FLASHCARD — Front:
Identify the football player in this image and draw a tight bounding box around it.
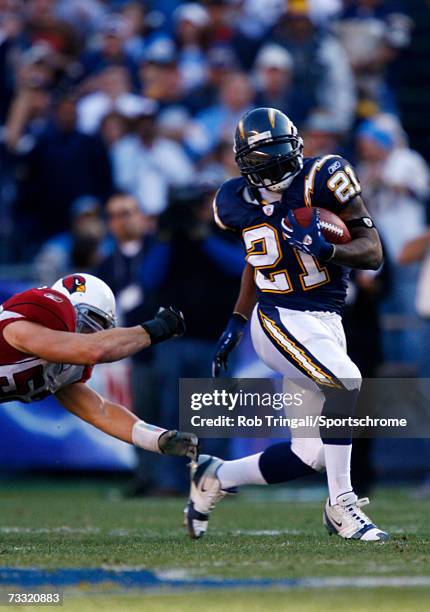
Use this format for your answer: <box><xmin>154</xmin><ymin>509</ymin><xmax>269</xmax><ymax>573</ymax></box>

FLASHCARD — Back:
<box><xmin>0</xmin><ymin>273</ymin><xmax>197</xmax><ymax>460</ymax></box>
<box><xmin>185</xmin><ymin>108</ymin><xmax>388</xmax><ymax>541</ymax></box>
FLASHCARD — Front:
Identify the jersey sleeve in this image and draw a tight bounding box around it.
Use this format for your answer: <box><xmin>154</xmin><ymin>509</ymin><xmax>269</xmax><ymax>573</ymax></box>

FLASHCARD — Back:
<box><xmin>79</xmin><ymin>365</ymin><xmax>93</xmax><ymax>383</ymax></box>
<box><xmin>212</xmin><ymin>179</ymin><xmax>243</xmax><ymax>232</ymax></box>
<box><xmin>2</xmin><ymin>288</ymin><xmax>76</xmax><ymax>333</ymax></box>
<box><xmin>312</xmin><ymin>156</ymin><xmax>362</xmax><ymax>214</ymax></box>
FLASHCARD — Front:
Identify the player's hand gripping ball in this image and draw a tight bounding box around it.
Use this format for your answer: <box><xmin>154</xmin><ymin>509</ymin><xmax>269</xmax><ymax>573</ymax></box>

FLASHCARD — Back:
<box><xmin>281</xmin><ymin>207</ymin><xmax>351</xmax><ymax>260</ymax></box>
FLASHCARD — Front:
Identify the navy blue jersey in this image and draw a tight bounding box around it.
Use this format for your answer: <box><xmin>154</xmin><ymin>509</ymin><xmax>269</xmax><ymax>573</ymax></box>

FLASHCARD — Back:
<box><xmin>214</xmin><ymin>155</ymin><xmax>362</xmax><ymax>314</ymax></box>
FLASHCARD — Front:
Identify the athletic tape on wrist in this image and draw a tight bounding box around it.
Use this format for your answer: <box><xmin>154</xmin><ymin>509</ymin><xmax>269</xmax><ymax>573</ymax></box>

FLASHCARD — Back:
<box><xmin>132</xmin><ymin>421</ymin><xmax>165</xmax><ymax>453</ymax></box>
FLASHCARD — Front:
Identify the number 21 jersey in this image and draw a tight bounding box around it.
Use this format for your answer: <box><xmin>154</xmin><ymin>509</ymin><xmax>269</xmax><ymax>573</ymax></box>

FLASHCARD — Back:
<box><xmin>213</xmin><ymin>155</ymin><xmax>362</xmax><ymax>315</ymax></box>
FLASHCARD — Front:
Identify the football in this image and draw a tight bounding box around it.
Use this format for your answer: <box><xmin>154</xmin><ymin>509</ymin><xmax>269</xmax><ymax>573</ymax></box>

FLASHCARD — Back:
<box><xmin>285</xmin><ymin>207</ymin><xmax>351</xmax><ymax>245</ymax></box>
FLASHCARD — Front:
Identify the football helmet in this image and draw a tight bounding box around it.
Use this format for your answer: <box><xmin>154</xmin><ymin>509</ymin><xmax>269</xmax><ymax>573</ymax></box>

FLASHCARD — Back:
<box><xmin>52</xmin><ymin>273</ymin><xmax>116</xmax><ymax>333</ymax></box>
<box><xmin>234</xmin><ymin>107</ymin><xmax>303</xmax><ymax>192</ymax></box>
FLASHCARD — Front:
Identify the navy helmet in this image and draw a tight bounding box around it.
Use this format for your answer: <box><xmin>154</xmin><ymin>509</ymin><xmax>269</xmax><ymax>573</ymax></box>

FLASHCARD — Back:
<box><xmin>234</xmin><ymin>107</ymin><xmax>303</xmax><ymax>192</ymax></box>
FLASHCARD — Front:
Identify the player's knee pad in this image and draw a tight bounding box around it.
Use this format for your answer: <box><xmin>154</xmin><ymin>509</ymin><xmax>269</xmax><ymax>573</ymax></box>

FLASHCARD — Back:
<box><xmin>291</xmin><ymin>437</ymin><xmax>325</xmax><ymax>472</ymax></box>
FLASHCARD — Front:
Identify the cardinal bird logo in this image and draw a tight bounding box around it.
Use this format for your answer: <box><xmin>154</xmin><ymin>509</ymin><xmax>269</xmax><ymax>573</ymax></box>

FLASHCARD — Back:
<box><xmin>62</xmin><ymin>275</ymin><xmax>87</xmax><ymax>295</ymax></box>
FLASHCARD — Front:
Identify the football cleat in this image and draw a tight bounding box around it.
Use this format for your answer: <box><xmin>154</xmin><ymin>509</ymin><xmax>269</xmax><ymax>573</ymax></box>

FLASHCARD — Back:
<box><xmin>323</xmin><ymin>492</ymin><xmax>389</xmax><ymax>541</ymax></box>
<box><xmin>185</xmin><ymin>454</ymin><xmax>231</xmax><ymax>539</ymax></box>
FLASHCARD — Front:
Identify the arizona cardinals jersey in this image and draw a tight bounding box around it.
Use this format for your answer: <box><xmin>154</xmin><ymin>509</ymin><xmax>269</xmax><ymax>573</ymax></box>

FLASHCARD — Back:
<box><xmin>214</xmin><ymin>155</ymin><xmax>362</xmax><ymax>314</ymax></box>
<box><xmin>0</xmin><ymin>288</ymin><xmax>92</xmax><ymax>403</ymax></box>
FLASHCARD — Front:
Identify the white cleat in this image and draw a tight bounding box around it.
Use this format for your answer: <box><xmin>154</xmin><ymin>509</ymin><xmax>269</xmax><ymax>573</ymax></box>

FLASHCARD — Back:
<box><xmin>323</xmin><ymin>492</ymin><xmax>389</xmax><ymax>541</ymax></box>
<box><xmin>185</xmin><ymin>454</ymin><xmax>232</xmax><ymax>539</ymax></box>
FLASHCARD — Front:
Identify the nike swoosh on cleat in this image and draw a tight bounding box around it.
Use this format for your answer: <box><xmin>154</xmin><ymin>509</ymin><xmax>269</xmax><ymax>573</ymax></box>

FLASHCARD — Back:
<box><xmin>331</xmin><ymin>519</ymin><xmax>342</xmax><ymax>527</ymax></box>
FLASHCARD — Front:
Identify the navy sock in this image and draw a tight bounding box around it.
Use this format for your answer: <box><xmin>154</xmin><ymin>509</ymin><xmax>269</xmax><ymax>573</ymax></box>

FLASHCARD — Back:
<box><xmin>320</xmin><ymin>387</ymin><xmax>360</xmax><ymax>445</ymax></box>
<box><xmin>258</xmin><ymin>441</ymin><xmax>316</xmax><ymax>484</ymax></box>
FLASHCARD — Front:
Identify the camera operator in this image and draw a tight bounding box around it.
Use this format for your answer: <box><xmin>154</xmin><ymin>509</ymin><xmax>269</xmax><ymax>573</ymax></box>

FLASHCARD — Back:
<box><xmin>152</xmin><ymin>181</ymin><xmax>244</xmax><ymax>494</ymax></box>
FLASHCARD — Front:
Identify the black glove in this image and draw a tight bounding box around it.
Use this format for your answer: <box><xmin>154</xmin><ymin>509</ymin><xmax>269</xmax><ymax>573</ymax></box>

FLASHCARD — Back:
<box><xmin>158</xmin><ymin>430</ymin><xmax>199</xmax><ymax>461</ymax></box>
<box><xmin>142</xmin><ymin>307</ymin><xmax>186</xmax><ymax>345</ymax></box>
<box><xmin>212</xmin><ymin>313</ymin><xmax>247</xmax><ymax>377</ymax></box>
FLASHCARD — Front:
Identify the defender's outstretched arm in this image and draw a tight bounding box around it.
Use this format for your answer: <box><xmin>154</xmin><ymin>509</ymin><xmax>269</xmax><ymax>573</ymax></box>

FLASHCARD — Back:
<box><xmin>56</xmin><ymin>383</ymin><xmax>198</xmax><ymax>459</ymax></box>
<box><xmin>3</xmin><ymin>307</ymin><xmax>184</xmax><ymax>365</ymax></box>
<box><xmin>5</xmin><ymin>321</ymin><xmax>151</xmax><ymax>365</ymax></box>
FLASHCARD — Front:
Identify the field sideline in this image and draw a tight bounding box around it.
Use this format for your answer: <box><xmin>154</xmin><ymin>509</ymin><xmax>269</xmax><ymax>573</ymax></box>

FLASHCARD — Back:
<box><xmin>0</xmin><ymin>479</ymin><xmax>428</xmax><ymax>610</ymax></box>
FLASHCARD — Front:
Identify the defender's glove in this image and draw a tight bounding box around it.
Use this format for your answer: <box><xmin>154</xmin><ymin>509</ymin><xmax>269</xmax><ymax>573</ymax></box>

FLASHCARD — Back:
<box><xmin>142</xmin><ymin>307</ymin><xmax>186</xmax><ymax>345</ymax></box>
<box><xmin>158</xmin><ymin>430</ymin><xmax>199</xmax><ymax>461</ymax></box>
<box><xmin>281</xmin><ymin>209</ymin><xmax>334</xmax><ymax>261</ymax></box>
<box><xmin>212</xmin><ymin>313</ymin><xmax>247</xmax><ymax>377</ymax></box>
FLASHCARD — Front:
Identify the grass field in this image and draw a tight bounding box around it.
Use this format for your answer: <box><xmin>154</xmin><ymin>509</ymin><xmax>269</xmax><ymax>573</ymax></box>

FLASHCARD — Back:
<box><xmin>0</xmin><ymin>479</ymin><xmax>429</xmax><ymax>610</ymax></box>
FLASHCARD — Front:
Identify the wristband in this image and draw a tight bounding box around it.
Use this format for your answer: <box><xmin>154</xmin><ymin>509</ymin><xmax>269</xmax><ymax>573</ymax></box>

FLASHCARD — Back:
<box><xmin>232</xmin><ymin>312</ymin><xmax>248</xmax><ymax>325</ymax></box>
<box><xmin>345</xmin><ymin>217</ymin><xmax>375</xmax><ymax>230</ymax></box>
<box><xmin>132</xmin><ymin>420</ymin><xmax>165</xmax><ymax>453</ymax></box>
<box><xmin>141</xmin><ymin>318</ymin><xmax>171</xmax><ymax>345</ymax></box>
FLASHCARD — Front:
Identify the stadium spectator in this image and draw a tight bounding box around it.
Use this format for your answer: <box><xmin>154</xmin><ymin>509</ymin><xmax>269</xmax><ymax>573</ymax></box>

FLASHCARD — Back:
<box><xmin>185</xmin><ymin>71</ymin><xmax>254</xmax><ymax>158</ymax></box>
<box><xmin>15</xmin><ymin>92</ymin><xmax>113</xmax><ymax>246</ymax></box>
<box><xmin>356</xmin><ymin>117</ymin><xmax>429</xmax><ymax>261</ymax></box>
<box><xmin>172</xmin><ymin>2</ymin><xmax>210</xmax><ymax>92</ymax></box>
<box><xmin>57</xmin><ymin>0</ymin><xmax>107</xmax><ymax>39</ymax></box>
<box><xmin>77</xmin><ymin>65</ymin><xmax>153</xmax><ymax>134</ymax></box>
<box><xmin>95</xmin><ymin>193</ymin><xmax>165</xmax><ymax>496</ymax></box>
<box><xmin>25</xmin><ymin>0</ymin><xmax>80</xmax><ymax>60</ymax></box>
<box><xmin>183</xmin><ymin>44</ymin><xmax>238</xmax><ymax>116</ymax></box>
<box><xmin>35</xmin><ymin>195</ymin><xmax>109</xmax><ymax>285</ymax></box>
<box><xmin>200</xmin><ymin>138</ymin><xmax>239</xmax><ymax>185</ymax></box>
<box><xmin>222</xmin><ymin>0</ymin><xmax>279</xmax><ymax>70</ymax></box>
<box><xmin>99</xmin><ymin>110</ymin><xmax>129</xmax><ymax>150</ymax></box>
<box><xmin>112</xmin><ymin>102</ymin><xmax>194</xmax><ymax>215</ymax></box>
<box><xmin>79</xmin><ymin>13</ymin><xmax>139</xmax><ymax>87</ymax></box>
<box><xmin>272</xmin><ymin>0</ymin><xmax>356</xmax><ymax>131</ymax></box>
<box><xmin>344</xmin><ymin>263</ymin><xmax>392</xmax><ymax>495</ymax></box>
<box><xmin>3</xmin><ymin>44</ymin><xmax>53</xmax><ymax>153</ymax></box>
<box><xmin>139</xmin><ymin>41</ymin><xmax>185</xmax><ymax>111</ymax></box>
<box><xmin>253</xmin><ymin>43</ymin><xmax>311</xmax><ymax>126</ymax></box>
<box><xmin>356</xmin><ymin>116</ymin><xmax>430</xmax><ymax>372</ymax></box>
<box><xmin>335</xmin><ymin>0</ymin><xmax>413</xmax><ymax>114</ymax></box>
<box><xmin>151</xmin><ymin>182</ymin><xmax>244</xmax><ymax>492</ymax></box>
<box><xmin>120</xmin><ymin>1</ymin><xmax>158</xmax><ymax>63</ymax></box>
<box><xmin>301</xmin><ymin>111</ymin><xmax>346</xmax><ymax>158</ymax></box>
<box><xmin>0</xmin><ymin>3</ymin><xmax>26</xmax><ymax>123</ymax></box>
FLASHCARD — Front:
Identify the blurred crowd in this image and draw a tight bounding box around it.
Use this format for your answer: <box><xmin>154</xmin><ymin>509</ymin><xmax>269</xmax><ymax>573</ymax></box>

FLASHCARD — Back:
<box><xmin>1</xmin><ymin>0</ymin><xmax>430</xmax><ymax>491</ymax></box>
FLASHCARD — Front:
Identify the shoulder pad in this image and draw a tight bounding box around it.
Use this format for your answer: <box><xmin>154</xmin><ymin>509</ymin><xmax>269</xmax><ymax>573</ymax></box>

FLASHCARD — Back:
<box><xmin>304</xmin><ymin>155</ymin><xmax>362</xmax><ymax>211</ymax></box>
<box><xmin>213</xmin><ymin>177</ymin><xmax>248</xmax><ymax>232</ymax></box>
<box><xmin>3</xmin><ymin>288</ymin><xmax>76</xmax><ymax>332</ymax></box>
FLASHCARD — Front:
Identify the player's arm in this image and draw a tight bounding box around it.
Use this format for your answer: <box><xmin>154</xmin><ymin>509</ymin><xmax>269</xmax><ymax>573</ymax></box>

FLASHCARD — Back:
<box><xmin>234</xmin><ymin>262</ymin><xmax>257</xmax><ymax>319</ymax></box>
<box><xmin>284</xmin><ymin>158</ymin><xmax>383</xmax><ymax>270</ymax></box>
<box><xmin>212</xmin><ymin>263</ymin><xmax>256</xmax><ymax>377</ymax></box>
<box><xmin>3</xmin><ymin>307</ymin><xmax>185</xmax><ymax>365</ymax></box>
<box><xmin>330</xmin><ymin>195</ymin><xmax>383</xmax><ymax>271</ymax></box>
<box><xmin>56</xmin><ymin>383</ymin><xmax>198</xmax><ymax>459</ymax></box>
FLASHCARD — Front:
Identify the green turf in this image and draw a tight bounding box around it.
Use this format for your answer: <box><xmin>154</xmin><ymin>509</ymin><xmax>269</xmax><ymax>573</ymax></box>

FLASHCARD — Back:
<box><xmin>57</xmin><ymin>589</ymin><xmax>430</xmax><ymax>612</ymax></box>
<box><xmin>0</xmin><ymin>481</ymin><xmax>428</xmax><ymax>581</ymax></box>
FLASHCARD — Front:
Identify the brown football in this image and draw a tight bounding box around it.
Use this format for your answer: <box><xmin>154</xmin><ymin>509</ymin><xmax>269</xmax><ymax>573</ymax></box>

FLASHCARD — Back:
<box><xmin>284</xmin><ymin>207</ymin><xmax>351</xmax><ymax>245</ymax></box>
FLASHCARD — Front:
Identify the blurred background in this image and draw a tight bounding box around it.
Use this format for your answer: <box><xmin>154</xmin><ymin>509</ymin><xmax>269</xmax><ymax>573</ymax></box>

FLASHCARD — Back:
<box><xmin>0</xmin><ymin>0</ymin><xmax>429</xmax><ymax>496</ymax></box>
